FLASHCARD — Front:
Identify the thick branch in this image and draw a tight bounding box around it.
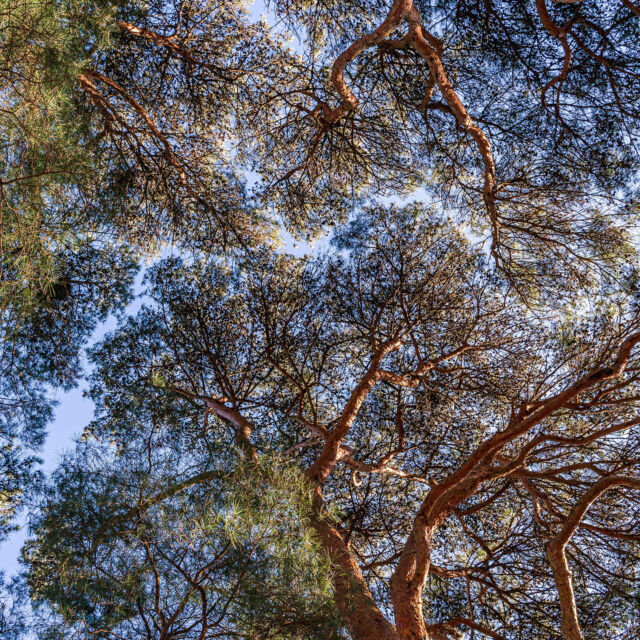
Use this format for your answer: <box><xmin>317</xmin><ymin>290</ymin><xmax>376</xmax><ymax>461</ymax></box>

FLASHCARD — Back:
<box><xmin>169</xmin><ymin>385</ymin><xmax>258</xmax><ymax>460</ymax></box>
<box><xmin>390</xmin><ymin>330</ymin><xmax>640</xmax><ymax>639</ymax></box>
<box><xmin>327</xmin><ymin>1</ymin><xmax>414</xmax><ymax>121</ymax></box>
<box><xmin>204</xmin><ymin>397</ymin><xmax>258</xmax><ymax>461</ymax></box>
<box><xmin>306</xmin><ymin>339</ymin><xmax>401</xmax><ymax>486</ymax></box>
<box><xmin>546</xmin><ymin>475</ymin><xmax>640</xmax><ymax>640</ymax></box>
<box><xmin>309</xmin><ymin>503</ymin><xmax>399</xmax><ymax>640</ymax></box>
<box><xmin>407</xmin><ymin>8</ymin><xmax>500</xmax><ymax>258</ymax></box>
<box><xmin>431</xmin><ymin>330</ymin><xmax>640</xmax><ymax>511</ymax></box>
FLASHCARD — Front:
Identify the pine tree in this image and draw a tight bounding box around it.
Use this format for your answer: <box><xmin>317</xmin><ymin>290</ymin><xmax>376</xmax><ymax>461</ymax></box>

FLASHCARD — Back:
<box><xmin>2</xmin><ymin>1</ymin><xmax>640</xmax><ymax>639</ymax></box>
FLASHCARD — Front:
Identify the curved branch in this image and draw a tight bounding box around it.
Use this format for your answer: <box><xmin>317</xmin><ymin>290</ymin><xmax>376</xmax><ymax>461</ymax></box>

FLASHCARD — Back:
<box><xmin>169</xmin><ymin>385</ymin><xmax>258</xmax><ymax>460</ymax></box>
<box><xmin>306</xmin><ymin>339</ymin><xmax>402</xmax><ymax>486</ymax></box>
<box><xmin>408</xmin><ymin>8</ymin><xmax>500</xmax><ymax>259</ymax></box>
<box><xmin>546</xmin><ymin>475</ymin><xmax>640</xmax><ymax>640</ymax></box>
<box><xmin>327</xmin><ymin>0</ymin><xmax>414</xmax><ymax>121</ymax></box>
<box><xmin>389</xmin><ymin>329</ymin><xmax>640</xmax><ymax>640</ymax></box>
<box><xmin>87</xmin><ymin>469</ymin><xmax>226</xmax><ymax>558</ymax></box>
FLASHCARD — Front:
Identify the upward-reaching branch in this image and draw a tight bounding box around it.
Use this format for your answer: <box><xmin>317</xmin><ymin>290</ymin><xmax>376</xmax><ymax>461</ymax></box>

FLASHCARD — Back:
<box><xmin>546</xmin><ymin>476</ymin><xmax>640</xmax><ymax>640</ymax></box>
<box><xmin>390</xmin><ymin>328</ymin><xmax>640</xmax><ymax>640</ymax></box>
<box><xmin>323</xmin><ymin>0</ymin><xmax>501</xmax><ymax>261</ymax></box>
<box><xmin>306</xmin><ymin>338</ymin><xmax>402</xmax><ymax>486</ymax></box>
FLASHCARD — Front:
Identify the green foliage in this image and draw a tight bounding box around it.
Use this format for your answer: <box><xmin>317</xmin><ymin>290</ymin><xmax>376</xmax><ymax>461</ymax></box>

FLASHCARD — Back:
<box><xmin>0</xmin><ymin>0</ymin><xmax>141</xmax><ymax>534</ymax></box>
<box><xmin>26</xmin><ymin>438</ymin><xmax>344</xmax><ymax>639</ymax></box>
<box><xmin>0</xmin><ymin>242</ymin><xmax>136</xmax><ymax>540</ymax></box>
<box><xmin>23</xmin><ymin>201</ymin><xmax>637</xmax><ymax>639</ymax></box>
<box><xmin>0</xmin><ymin>0</ymin><xmax>118</xmax><ymax>315</ymax></box>
<box><xmin>3</xmin><ymin>2</ymin><xmax>640</xmax><ymax>638</ymax></box>
<box><xmin>0</xmin><ymin>573</ymin><xmax>28</xmax><ymax>640</ymax></box>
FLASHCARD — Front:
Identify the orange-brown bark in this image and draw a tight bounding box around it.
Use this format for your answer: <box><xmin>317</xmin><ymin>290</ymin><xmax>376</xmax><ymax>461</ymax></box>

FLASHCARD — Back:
<box><xmin>310</xmin><ymin>496</ymin><xmax>400</xmax><ymax>640</ymax></box>
<box><xmin>546</xmin><ymin>476</ymin><xmax>640</xmax><ymax>640</ymax></box>
<box><xmin>323</xmin><ymin>0</ymin><xmax>501</xmax><ymax>260</ymax></box>
<box><xmin>390</xmin><ymin>516</ymin><xmax>432</xmax><ymax>640</ymax></box>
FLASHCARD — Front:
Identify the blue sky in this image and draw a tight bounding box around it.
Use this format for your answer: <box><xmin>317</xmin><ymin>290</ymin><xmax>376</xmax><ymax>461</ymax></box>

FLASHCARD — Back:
<box><xmin>1</xmin><ymin>298</ymin><xmax>133</xmax><ymax>577</ymax></box>
<box><xmin>0</xmin><ymin>236</ymin><xmax>318</xmax><ymax>581</ymax></box>
<box><xmin>1</xmin><ymin>389</ymin><xmax>94</xmax><ymax>576</ymax></box>
<box><xmin>0</xmin><ymin>6</ymin><xmax>275</xmax><ymax>579</ymax></box>
<box><xmin>0</xmin><ymin>0</ymin><xmax>425</xmax><ymax>585</ymax></box>
<box><xmin>1</xmin><ymin>251</ymin><xmax>156</xmax><ymax>575</ymax></box>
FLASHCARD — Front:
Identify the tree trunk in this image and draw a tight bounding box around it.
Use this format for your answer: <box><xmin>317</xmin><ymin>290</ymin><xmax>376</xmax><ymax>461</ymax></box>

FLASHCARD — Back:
<box><xmin>309</xmin><ymin>498</ymin><xmax>400</xmax><ymax>640</ymax></box>
<box><xmin>546</xmin><ymin>542</ymin><xmax>584</xmax><ymax>640</ymax></box>
<box><xmin>391</xmin><ymin>518</ymin><xmax>432</xmax><ymax>640</ymax></box>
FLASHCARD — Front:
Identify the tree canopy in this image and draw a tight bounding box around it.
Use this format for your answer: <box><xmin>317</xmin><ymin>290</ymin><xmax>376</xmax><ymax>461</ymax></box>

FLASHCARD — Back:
<box><xmin>2</xmin><ymin>1</ymin><xmax>640</xmax><ymax>639</ymax></box>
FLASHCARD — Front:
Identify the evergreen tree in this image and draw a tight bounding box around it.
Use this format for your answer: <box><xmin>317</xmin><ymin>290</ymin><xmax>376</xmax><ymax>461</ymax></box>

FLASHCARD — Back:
<box><xmin>26</xmin><ymin>206</ymin><xmax>640</xmax><ymax>639</ymax></box>
<box><xmin>2</xmin><ymin>1</ymin><xmax>640</xmax><ymax>639</ymax></box>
